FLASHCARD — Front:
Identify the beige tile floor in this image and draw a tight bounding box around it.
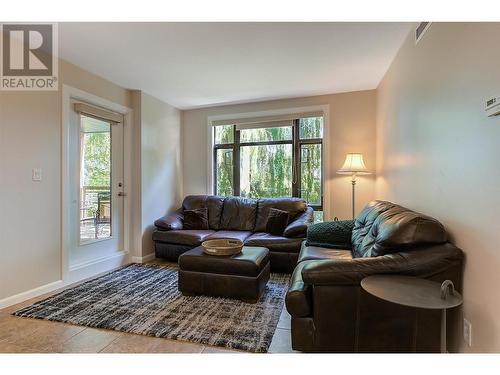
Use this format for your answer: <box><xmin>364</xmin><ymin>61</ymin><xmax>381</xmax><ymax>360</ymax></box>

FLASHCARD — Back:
<box><xmin>0</xmin><ymin>260</ymin><xmax>295</xmax><ymax>354</ymax></box>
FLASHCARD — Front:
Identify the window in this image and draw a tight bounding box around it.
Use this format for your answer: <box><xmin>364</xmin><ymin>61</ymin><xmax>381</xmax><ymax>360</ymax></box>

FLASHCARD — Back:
<box><xmin>213</xmin><ymin>116</ymin><xmax>324</xmax><ymax>219</ymax></box>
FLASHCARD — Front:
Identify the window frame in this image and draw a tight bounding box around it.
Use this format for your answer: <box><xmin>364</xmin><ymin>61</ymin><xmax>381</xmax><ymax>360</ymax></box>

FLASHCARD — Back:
<box><xmin>213</xmin><ymin>117</ymin><xmax>323</xmax><ymax>211</ymax></box>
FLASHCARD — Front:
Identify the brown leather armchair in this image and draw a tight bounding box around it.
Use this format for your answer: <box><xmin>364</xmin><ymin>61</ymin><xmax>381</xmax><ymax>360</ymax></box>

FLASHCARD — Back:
<box><xmin>286</xmin><ymin>200</ymin><xmax>464</xmax><ymax>352</ymax></box>
<box><xmin>153</xmin><ymin>195</ymin><xmax>314</xmax><ymax>272</ymax></box>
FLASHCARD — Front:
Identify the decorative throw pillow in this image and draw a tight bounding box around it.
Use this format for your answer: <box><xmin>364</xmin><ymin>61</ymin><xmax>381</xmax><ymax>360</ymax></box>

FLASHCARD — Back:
<box><xmin>183</xmin><ymin>208</ymin><xmax>209</xmax><ymax>230</ymax></box>
<box><xmin>266</xmin><ymin>208</ymin><xmax>290</xmax><ymax>236</ymax></box>
<box><xmin>305</xmin><ymin>220</ymin><xmax>355</xmax><ymax>250</ymax></box>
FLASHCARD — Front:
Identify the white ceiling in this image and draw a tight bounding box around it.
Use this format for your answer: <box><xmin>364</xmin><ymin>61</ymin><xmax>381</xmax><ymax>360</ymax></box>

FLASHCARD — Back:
<box><xmin>59</xmin><ymin>23</ymin><xmax>412</xmax><ymax>109</ymax></box>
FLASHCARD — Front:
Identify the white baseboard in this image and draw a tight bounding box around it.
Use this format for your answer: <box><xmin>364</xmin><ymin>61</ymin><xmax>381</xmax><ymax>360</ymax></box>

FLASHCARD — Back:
<box><xmin>0</xmin><ymin>280</ymin><xmax>64</xmax><ymax>309</ymax></box>
<box><xmin>130</xmin><ymin>253</ymin><xmax>156</xmax><ymax>264</ymax></box>
<box><xmin>67</xmin><ymin>251</ymin><xmax>128</xmax><ymax>284</ymax></box>
<box><xmin>0</xmin><ymin>251</ymin><xmax>129</xmax><ymax>310</ymax></box>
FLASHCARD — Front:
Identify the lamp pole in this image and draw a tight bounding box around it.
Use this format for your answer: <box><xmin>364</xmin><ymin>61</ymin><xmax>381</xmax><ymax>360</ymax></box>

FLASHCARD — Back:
<box><xmin>351</xmin><ymin>173</ymin><xmax>357</xmax><ymax>220</ymax></box>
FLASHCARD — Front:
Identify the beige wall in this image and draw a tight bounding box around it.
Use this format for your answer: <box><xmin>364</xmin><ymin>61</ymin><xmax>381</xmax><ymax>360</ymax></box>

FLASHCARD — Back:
<box><xmin>140</xmin><ymin>93</ymin><xmax>182</xmax><ymax>257</ymax></box>
<box><xmin>0</xmin><ymin>58</ymin><xmax>133</xmax><ymax>300</ymax></box>
<box><xmin>0</xmin><ymin>89</ymin><xmax>61</xmax><ymax>299</ymax></box>
<box><xmin>0</xmin><ymin>56</ymin><xmax>181</xmax><ymax>301</ymax></box>
<box><xmin>376</xmin><ymin>23</ymin><xmax>500</xmax><ymax>352</ymax></box>
<box><xmin>182</xmin><ymin>90</ymin><xmax>376</xmax><ymax>220</ymax></box>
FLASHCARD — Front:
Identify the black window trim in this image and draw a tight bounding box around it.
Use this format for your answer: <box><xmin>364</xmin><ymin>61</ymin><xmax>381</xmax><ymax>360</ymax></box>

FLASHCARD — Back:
<box><xmin>213</xmin><ymin>117</ymin><xmax>323</xmax><ymax>211</ymax></box>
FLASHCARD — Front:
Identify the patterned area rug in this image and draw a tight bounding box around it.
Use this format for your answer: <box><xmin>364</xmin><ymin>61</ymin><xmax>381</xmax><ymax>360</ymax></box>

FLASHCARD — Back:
<box><xmin>13</xmin><ymin>264</ymin><xmax>290</xmax><ymax>353</ymax></box>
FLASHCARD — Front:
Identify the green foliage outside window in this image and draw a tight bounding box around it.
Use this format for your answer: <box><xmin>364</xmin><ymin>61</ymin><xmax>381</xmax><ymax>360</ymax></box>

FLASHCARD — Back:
<box><xmin>214</xmin><ymin>117</ymin><xmax>323</xmax><ymax>207</ymax></box>
<box><xmin>240</xmin><ymin>143</ymin><xmax>292</xmax><ymax>198</ymax></box>
<box><xmin>214</xmin><ymin>125</ymin><xmax>234</xmax><ymax>144</ymax></box>
<box><xmin>299</xmin><ymin>117</ymin><xmax>323</xmax><ymax>139</ymax></box>
<box><xmin>215</xmin><ymin>149</ymin><xmax>233</xmax><ymax>196</ymax></box>
<box><xmin>240</xmin><ymin>126</ymin><xmax>292</xmax><ymax>142</ymax></box>
<box><xmin>80</xmin><ymin>116</ymin><xmax>112</xmax><ymax>222</ymax></box>
<box><xmin>300</xmin><ymin>144</ymin><xmax>322</xmax><ymax>205</ymax></box>
<box><xmin>82</xmin><ymin>117</ymin><xmax>111</xmax><ymax>187</ymax></box>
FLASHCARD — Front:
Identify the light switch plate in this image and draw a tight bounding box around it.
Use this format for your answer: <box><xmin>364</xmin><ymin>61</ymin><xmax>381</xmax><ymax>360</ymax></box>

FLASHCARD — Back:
<box><xmin>32</xmin><ymin>168</ymin><xmax>42</xmax><ymax>182</ymax></box>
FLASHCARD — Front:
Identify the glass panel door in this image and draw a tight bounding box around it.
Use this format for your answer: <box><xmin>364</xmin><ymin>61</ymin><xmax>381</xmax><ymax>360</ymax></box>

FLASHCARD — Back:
<box><xmin>79</xmin><ymin>115</ymin><xmax>112</xmax><ymax>243</ymax></box>
<box><xmin>68</xmin><ymin>99</ymin><xmax>125</xmax><ymax>271</ymax></box>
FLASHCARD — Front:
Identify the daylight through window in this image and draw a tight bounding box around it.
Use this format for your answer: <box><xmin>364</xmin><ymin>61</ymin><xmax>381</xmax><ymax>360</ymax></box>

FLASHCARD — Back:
<box><xmin>213</xmin><ymin>116</ymin><xmax>323</xmax><ymax>220</ymax></box>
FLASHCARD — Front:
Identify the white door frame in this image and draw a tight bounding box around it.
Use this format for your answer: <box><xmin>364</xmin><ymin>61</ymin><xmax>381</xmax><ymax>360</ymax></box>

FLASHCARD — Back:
<box><xmin>62</xmin><ymin>84</ymin><xmax>132</xmax><ymax>283</ymax></box>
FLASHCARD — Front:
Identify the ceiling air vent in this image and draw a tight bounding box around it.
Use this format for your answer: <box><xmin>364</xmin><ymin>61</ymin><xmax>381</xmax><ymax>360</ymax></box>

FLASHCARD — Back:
<box><xmin>415</xmin><ymin>22</ymin><xmax>431</xmax><ymax>44</ymax></box>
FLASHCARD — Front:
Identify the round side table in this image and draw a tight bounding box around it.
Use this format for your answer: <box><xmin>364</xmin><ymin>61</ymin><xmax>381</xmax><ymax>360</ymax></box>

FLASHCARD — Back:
<box><xmin>361</xmin><ymin>275</ymin><xmax>463</xmax><ymax>353</ymax></box>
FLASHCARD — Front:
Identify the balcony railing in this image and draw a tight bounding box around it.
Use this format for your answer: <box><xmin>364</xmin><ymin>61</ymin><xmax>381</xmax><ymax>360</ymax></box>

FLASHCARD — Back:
<box><xmin>80</xmin><ymin>186</ymin><xmax>111</xmax><ymax>241</ymax></box>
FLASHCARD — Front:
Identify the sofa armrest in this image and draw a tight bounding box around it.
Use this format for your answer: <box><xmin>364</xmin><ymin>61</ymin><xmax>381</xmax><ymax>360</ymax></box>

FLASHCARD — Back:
<box><xmin>301</xmin><ymin>243</ymin><xmax>464</xmax><ymax>286</ymax></box>
<box><xmin>283</xmin><ymin>207</ymin><xmax>314</xmax><ymax>238</ymax></box>
<box><xmin>285</xmin><ymin>262</ymin><xmax>312</xmax><ymax>317</ymax></box>
<box><xmin>154</xmin><ymin>208</ymin><xmax>183</xmax><ymax>231</ymax></box>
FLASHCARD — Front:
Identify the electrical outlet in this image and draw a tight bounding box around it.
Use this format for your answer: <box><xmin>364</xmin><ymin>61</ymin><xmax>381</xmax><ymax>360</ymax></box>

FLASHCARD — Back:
<box><xmin>32</xmin><ymin>168</ymin><xmax>42</xmax><ymax>182</ymax></box>
<box><xmin>463</xmin><ymin>318</ymin><xmax>472</xmax><ymax>347</ymax></box>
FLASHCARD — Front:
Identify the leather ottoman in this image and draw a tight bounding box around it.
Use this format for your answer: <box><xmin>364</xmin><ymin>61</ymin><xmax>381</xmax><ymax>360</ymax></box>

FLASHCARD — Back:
<box><xmin>178</xmin><ymin>246</ymin><xmax>270</xmax><ymax>303</ymax></box>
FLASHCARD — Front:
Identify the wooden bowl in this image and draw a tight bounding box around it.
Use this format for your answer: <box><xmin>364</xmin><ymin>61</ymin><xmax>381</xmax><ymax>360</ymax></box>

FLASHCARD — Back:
<box><xmin>201</xmin><ymin>238</ymin><xmax>244</xmax><ymax>256</ymax></box>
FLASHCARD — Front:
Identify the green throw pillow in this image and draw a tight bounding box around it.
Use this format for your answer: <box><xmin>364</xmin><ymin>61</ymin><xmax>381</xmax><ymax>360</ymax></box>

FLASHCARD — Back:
<box><xmin>305</xmin><ymin>220</ymin><xmax>355</xmax><ymax>249</ymax></box>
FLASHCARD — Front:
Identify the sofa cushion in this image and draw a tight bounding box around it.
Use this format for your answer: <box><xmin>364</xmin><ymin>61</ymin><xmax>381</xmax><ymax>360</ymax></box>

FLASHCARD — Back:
<box><xmin>244</xmin><ymin>232</ymin><xmax>303</xmax><ymax>253</ymax></box>
<box><xmin>255</xmin><ymin>197</ymin><xmax>307</xmax><ymax>232</ymax></box>
<box><xmin>352</xmin><ymin>201</ymin><xmax>395</xmax><ymax>256</ymax></box>
<box><xmin>219</xmin><ymin>196</ymin><xmax>258</xmax><ymax>231</ymax></box>
<box><xmin>182</xmin><ymin>195</ymin><xmax>225</xmax><ymax>230</ymax></box>
<box><xmin>205</xmin><ymin>230</ymin><xmax>253</xmax><ymax>242</ymax></box>
<box><xmin>352</xmin><ymin>200</ymin><xmax>448</xmax><ymax>258</ymax></box>
<box><xmin>298</xmin><ymin>243</ymin><xmax>352</xmax><ymax>263</ymax></box>
<box><xmin>266</xmin><ymin>208</ymin><xmax>290</xmax><ymax>236</ymax></box>
<box><xmin>183</xmin><ymin>208</ymin><xmax>209</xmax><ymax>230</ymax></box>
<box><xmin>152</xmin><ymin>229</ymin><xmax>215</xmax><ymax>246</ymax></box>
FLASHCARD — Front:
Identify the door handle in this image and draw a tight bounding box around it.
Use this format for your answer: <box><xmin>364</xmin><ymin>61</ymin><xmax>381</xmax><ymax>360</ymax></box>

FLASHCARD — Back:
<box><xmin>118</xmin><ymin>192</ymin><xmax>127</xmax><ymax>197</ymax></box>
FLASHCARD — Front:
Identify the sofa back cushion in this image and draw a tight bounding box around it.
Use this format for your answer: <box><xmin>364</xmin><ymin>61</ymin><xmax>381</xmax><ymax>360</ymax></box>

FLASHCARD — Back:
<box><xmin>183</xmin><ymin>208</ymin><xmax>209</xmax><ymax>230</ymax></box>
<box><xmin>182</xmin><ymin>195</ymin><xmax>225</xmax><ymax>230</ymax></box>
<box><xmin>352</xmin><ymin>200</ymin><xmax>448</xmax><ymax>258</ymax></box>
<box><xmin>266</xmin><ymin>208</ymin><xmax>290</xmax><ymax>236</ymax></box>
<box><xmin>219</xmin><ymin>196</ymin><xmax>258</xmax><ymax>231</ymax></box>
<box><xmin>255</xmin><ymin>197</ymin><xmax>307</xmax><ymax>232</ymax></box>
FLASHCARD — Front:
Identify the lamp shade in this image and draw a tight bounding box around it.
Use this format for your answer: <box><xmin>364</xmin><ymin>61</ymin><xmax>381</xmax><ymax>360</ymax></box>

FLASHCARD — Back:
<box><xmin>337</xmin><ymin>153</ymin><xmax>370</xmax><ymax>174</ymax></box>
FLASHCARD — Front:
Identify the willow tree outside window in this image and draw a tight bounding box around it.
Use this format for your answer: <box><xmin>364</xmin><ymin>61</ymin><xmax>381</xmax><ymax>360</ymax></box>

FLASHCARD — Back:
<box><xmin>213</xmin><ymin>116</ymin><xmax>323</xmax><ymax>220</ymax></box>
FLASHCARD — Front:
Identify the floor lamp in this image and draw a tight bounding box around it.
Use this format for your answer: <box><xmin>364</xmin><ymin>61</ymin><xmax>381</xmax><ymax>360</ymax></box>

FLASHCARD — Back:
<box><xmin>337</xmin><ymin>153</ymin><xmax>371</xmax><ymax>219</ymax></box>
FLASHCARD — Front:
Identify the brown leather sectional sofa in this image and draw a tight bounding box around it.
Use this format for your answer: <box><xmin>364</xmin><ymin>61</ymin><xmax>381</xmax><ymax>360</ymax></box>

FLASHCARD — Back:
<box><xmin>153</xmin><ymin>196</ymin><xmax>464</xmax><ymax>352</ymax></box>
<box><xmin>153</xmin><ymin>195</ymin><xmax>314</xmax><ymax>272</ymax></box>
<box><xmin>286</xmin><ymin>200</ymin><xmax>464</xmax><ymax>352</ymax></box>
